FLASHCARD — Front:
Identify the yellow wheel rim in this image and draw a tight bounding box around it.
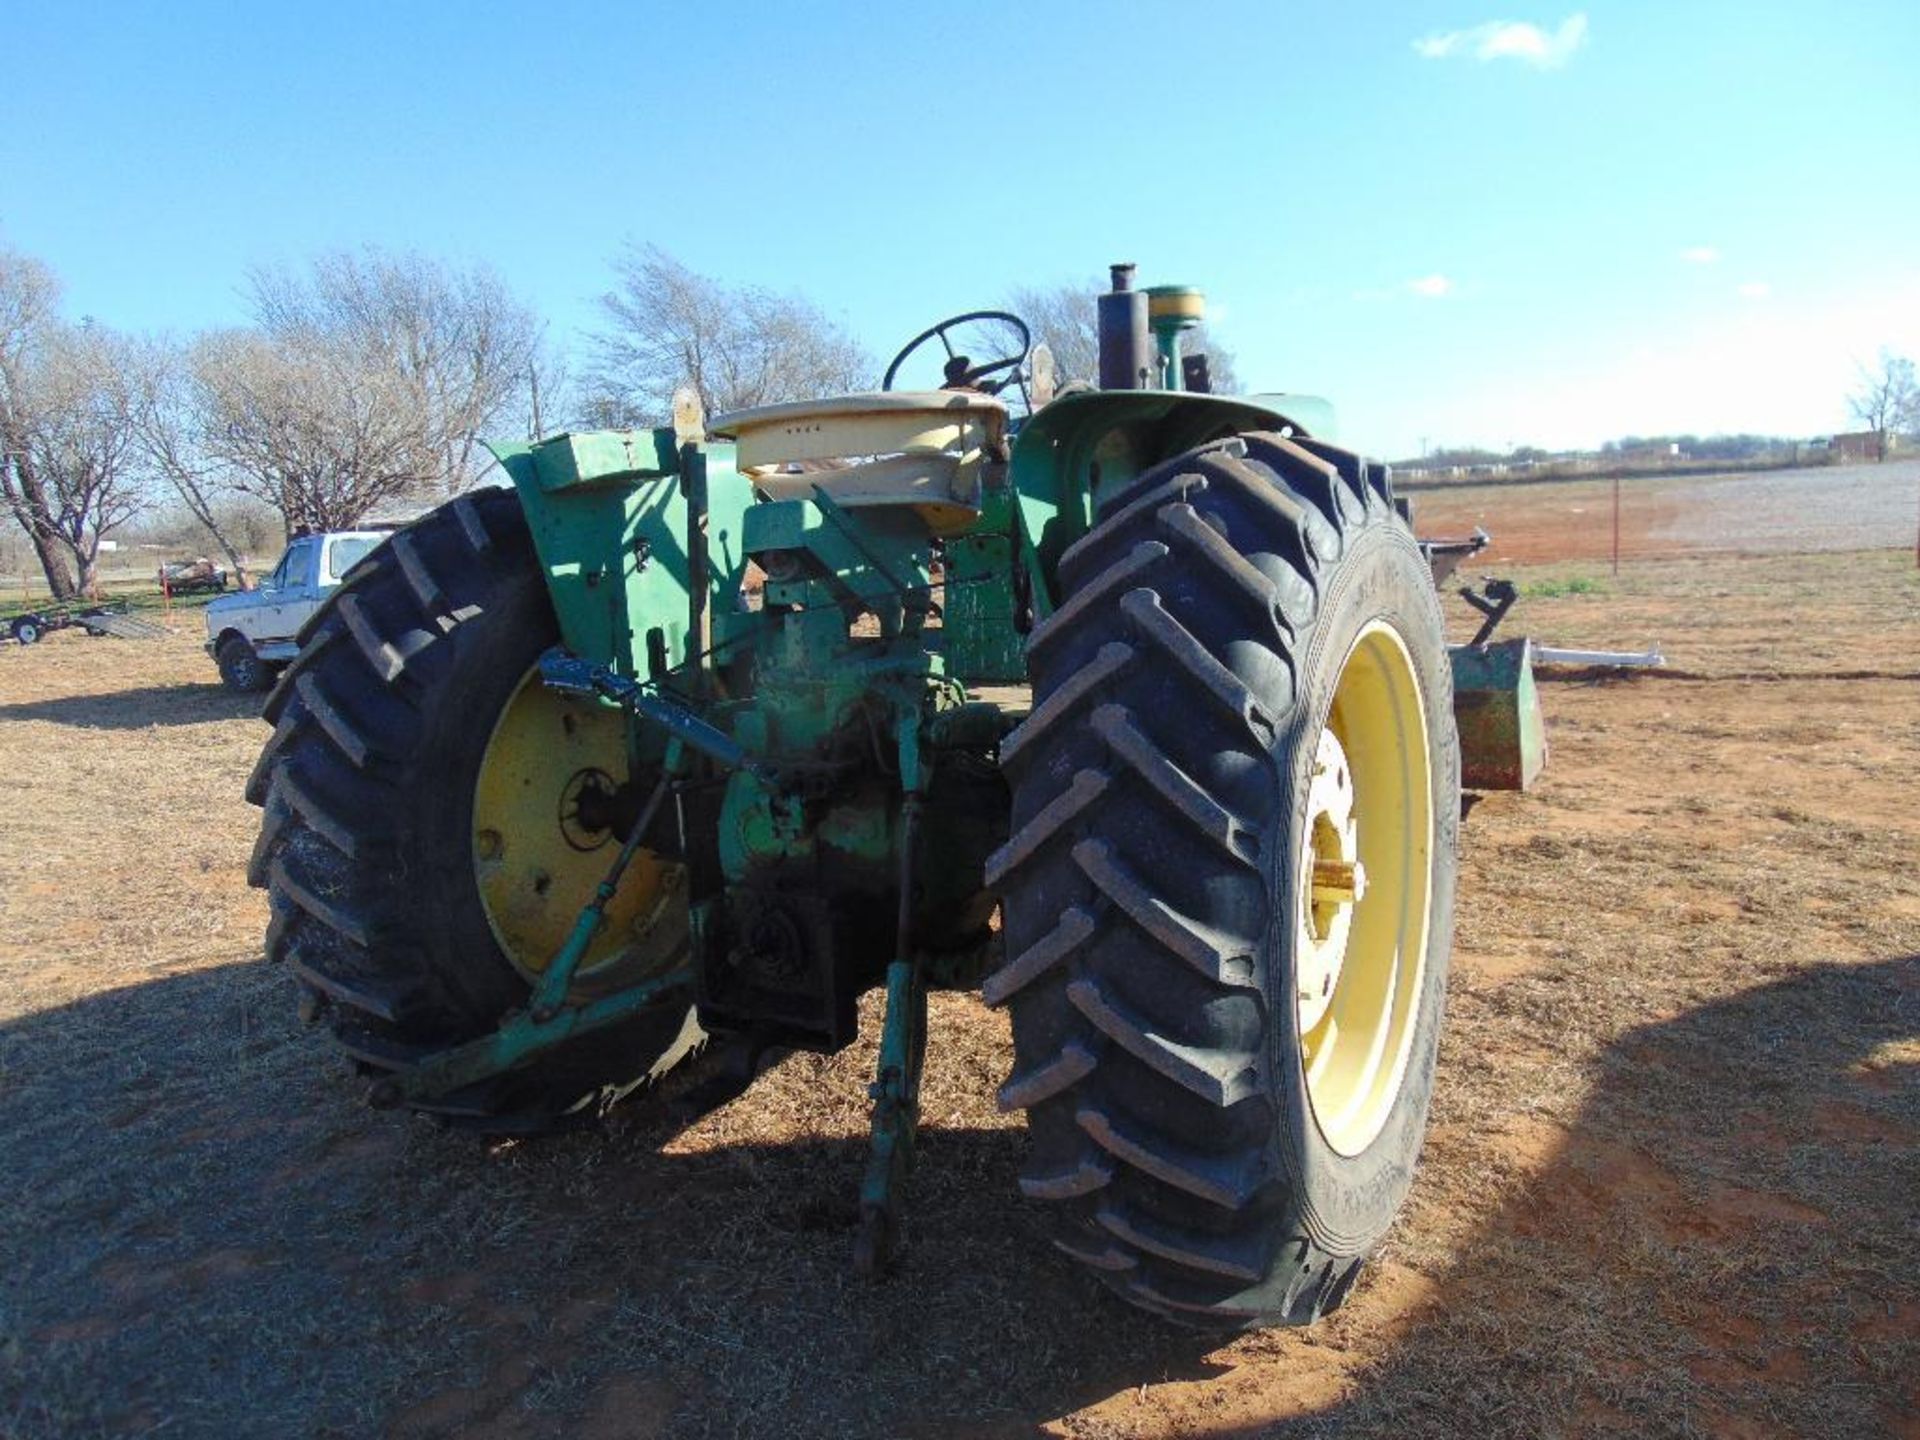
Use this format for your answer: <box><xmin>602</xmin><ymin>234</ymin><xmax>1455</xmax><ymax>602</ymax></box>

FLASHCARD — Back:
<box><xmin>1296</xmin><ymin>620</ymin><xmax>1434</xmax><ymax>1157</ymax></box>
<box><xmin>472</xmin><ymin>670</ymin><xmax>688</xmax><ymax>987</ymax></box>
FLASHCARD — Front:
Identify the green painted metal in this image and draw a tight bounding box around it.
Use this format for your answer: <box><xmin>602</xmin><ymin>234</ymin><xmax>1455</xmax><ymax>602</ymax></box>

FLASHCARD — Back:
<box><xmin>1450</xmin><ymin>637</ymin><xmax>1548</xmax><ymax>791</ymax></box>
<box><xmin>745</xmin><ymin>495</ymin><xmax>934</xmax><ymax>635</ymax></box>
<box><xmin>441</xmin><ymin>287</ymin><xmax>1369</xmax><ymax>1277</ymax></box>
<box><xmin>942</xmin><ymin>530</ymin><xmax>1024</xmax><ymax>680</ymax></box>
<box><xmin>376</xmin><ymin>966</ymin><xmax>695</xmax><ymax>1106</ymax></box>
<box><xmin>717</xmin><ymin>493</ymin><xmax>946</xmax><ymax>896</ymax></box>
<box><xmin>485</xmin><ymin>430</ymin><xmax>758</xmax><ymax>680</ymax></box>
<box><xmin>940</xmin><ymin>481</ymin><xmax>1025</xmax><ymax>682</ymax></box>
<box><xmin>1145</xmin><ymin>284</ymin><xmax>1205</xmax><ymax>389</ymax></box>
<box><xmin>856</xmin><ymin>953</ymin><xmax>926</xmax><ymax>1270</ymax></box>
<box><xmin>1008</xmin><ymin>389</ymin><xmax>1338</xmax><ymax>611</ymax></box>
<box><xmin>855</xmin><ymin>708</ymin><xmax>930</xmax><ymax>1272</ymax></box>
<box><xmin>540</xmin><ymin>651</ymin><xmax>777</xmax><ymax>782</ymax></box>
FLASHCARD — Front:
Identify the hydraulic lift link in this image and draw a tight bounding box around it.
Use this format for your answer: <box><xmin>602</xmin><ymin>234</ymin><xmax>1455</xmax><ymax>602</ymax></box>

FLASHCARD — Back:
<box><xmin>370</xmin><ymin>773</ymin><xmax>690</xmax><ymax>1109</ymax></box>
<box><xmin>854</xmin><ymin>712</ymin><xmax>931</xmax><ymax>1277</ymax></box>
<box><xmin>370</xmin><ymin>656</ymin><xmax>779</xmax><ymax>1111</ymax></box>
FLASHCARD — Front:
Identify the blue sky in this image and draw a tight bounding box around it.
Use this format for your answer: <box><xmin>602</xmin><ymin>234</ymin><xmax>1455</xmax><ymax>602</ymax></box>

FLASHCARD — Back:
<box><xmin>4</xmin><ymin>1</ymin><xmax>1917</xmax><ymax>458</ymax></box>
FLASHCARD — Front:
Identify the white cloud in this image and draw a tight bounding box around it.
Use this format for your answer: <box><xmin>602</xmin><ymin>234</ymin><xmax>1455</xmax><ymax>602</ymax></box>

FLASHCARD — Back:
<box><xmin>1738</xmin><ymin>281</ymin><xmax>1772</xmax><ymax>299</ymax></box>
<box><xmin>1408</xmin><ymin>274</ymin><xmax>1455</xmax><ymax>298</ymax></box>
<box><xmin>1680</xmin><ymin>246</ymin><xmax>1722</xmax><ymax>265</ymax></box>
<box><xmin>1414</xmin><ymin>13</ymin><xmax>1589</xmax><ymax>69</ymax></box>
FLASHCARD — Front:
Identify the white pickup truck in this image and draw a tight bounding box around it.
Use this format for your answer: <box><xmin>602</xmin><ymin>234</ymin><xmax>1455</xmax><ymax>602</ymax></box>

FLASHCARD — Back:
<box><xmin>204</xmin><ymin>530</ymin><xmax>388</xmax><ymax>691</ymax></box>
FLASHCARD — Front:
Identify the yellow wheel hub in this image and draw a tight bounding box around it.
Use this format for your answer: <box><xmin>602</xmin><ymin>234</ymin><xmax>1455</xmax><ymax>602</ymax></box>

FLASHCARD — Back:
<box><xmin>1297</xmin><ymin>620</ymin><xmax>1434</xmax><ymax>1157</ymax></box>
<box><xmin>472</xmin><ymin>671</ymin><xmax>688</xmax><ymax>988</ymax></box>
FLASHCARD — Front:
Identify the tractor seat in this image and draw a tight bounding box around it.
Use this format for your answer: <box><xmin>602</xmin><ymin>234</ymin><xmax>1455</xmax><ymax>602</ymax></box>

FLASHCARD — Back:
<box><xmin>711</xmin><ymin>391</ymin><xmax>1007</xmax><ymax>537</ymax></box>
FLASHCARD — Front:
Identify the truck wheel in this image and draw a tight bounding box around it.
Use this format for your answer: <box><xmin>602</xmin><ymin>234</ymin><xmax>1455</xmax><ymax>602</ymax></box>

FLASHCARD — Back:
<box><xmin>246</xmin><ymin>489</ymin><xmax>701</xmax><ymax>1132</ymax></box>
<box><xmin>989</xmin><ymin>432</ymin><xmax>1458</xmax><ymax>1326</ymax></box>
<box><xmin>216</xmin><ymin>634</ymin><xmax>273</xmax><ymax>692</ymax></box>
<box><xmin>11</xmin><ymin>616</ymin><xmax>43</xmax><ymax>646</ymax></box>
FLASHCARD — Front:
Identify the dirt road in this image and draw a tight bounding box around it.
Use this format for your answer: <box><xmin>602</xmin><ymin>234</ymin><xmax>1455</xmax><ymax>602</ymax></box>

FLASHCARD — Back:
<box><xmin>1</xmin><ymin>546</ymin><xmax>1915</xmax><ymax>1437</ymax></box>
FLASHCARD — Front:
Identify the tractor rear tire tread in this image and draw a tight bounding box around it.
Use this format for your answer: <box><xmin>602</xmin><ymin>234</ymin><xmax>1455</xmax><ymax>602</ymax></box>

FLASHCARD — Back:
<box><xmin>247</xmin><ymin>487</ymin><xmax>696</xmax><ymax>1134</ymax></box>
<box><xmin>992</xmin><ymin>431</ymin><xmax>1444</xmax><ymax>1328</ymax></box>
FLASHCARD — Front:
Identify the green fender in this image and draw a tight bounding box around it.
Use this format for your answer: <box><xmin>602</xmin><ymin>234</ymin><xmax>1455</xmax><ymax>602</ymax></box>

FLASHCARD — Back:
<box><xmin>484</xmin><ymin>429</ymin><xmax>759</xmax><ymax>680</ymax></box>
<box><xmin>1010</xmin><ymin>389</ymin><xmax>1337</xmax><ymax>614</ymax></box>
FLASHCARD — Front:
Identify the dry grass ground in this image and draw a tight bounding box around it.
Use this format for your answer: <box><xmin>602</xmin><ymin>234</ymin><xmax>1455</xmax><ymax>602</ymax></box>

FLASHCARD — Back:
<box><xmin>0</xmin><ymin>529</ymin><xmax>1915</xmax><ymax>1436</ymax></box>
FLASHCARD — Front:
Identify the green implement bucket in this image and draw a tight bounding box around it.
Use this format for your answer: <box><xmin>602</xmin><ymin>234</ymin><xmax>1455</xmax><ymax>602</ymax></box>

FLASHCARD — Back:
<box><xmin>1449</xmin><ymin>637</ymin><xmax>1547</xmax><ymax>791</ymax></box>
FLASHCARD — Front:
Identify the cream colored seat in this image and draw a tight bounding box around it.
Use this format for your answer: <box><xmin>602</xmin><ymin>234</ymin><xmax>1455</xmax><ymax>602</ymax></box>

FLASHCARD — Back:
<box><xmin>711</xmin><ymin>391</ymin><xmax>1008</xmax><ymax>537</ymax></box>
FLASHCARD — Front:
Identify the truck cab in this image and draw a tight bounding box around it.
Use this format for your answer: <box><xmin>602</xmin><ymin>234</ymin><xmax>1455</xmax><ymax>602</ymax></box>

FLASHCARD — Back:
<box><xmin>204</xmin><ymin>530</ymin><xmax>387</xmax><ymax>691</ymax></box>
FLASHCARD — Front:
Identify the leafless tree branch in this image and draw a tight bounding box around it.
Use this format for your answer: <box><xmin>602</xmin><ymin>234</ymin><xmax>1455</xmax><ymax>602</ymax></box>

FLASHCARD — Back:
<box><xmin>585</xmin><ymin>245</ymin><xmax>870</xmax><ymax>424</ymax></box>
<box><xmin>1849</xmin><ymin>349</ymin><xmax>1918</xmax><ymax>447</ymax></box>
<box><xmin>0</xmin><ymin>247</ymin><xmax>83</xmax><ymax>597</ymax></box>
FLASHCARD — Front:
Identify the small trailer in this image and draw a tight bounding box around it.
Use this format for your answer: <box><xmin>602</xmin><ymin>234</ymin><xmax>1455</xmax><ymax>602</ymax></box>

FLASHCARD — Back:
<box><xmin>6</xmin><ymin>602</ymin><xmax>169</xmax><ymax>645</ymax></box>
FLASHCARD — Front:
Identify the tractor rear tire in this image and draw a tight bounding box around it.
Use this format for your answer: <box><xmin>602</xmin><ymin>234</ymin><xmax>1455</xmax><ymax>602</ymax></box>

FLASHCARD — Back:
<box><xmin>245</xmin><ymin>488</ymin><xmax>701</xmax><ymax>1133</ymax></box>
<box><xmin>990</xmin><ymin>431</ymin><xmax>1458</xmax><ymax>1327</ymax></box>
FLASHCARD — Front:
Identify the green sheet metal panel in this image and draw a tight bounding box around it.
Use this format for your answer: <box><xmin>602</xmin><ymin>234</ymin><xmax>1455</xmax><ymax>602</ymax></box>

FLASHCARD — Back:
<box><xmin>484</xmin><ymin>430</ymin><xmax>757</xmax><ymax>679</ymax></box>
<box><xmin>1008</xmin><ymin>389</ymin><xmax>1336</xmax><ymax>612</ymax></box>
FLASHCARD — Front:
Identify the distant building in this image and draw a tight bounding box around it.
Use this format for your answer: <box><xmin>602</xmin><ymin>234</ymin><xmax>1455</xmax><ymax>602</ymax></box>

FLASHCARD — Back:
<box><xmin>1831</xmin><ymin>430</ymin><xmax>1896</xmax><ymax>464</ymax></box>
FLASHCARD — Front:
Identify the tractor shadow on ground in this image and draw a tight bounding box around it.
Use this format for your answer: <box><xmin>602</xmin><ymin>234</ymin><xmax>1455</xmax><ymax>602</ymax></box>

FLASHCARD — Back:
<box><xmin>1</xmin><ymin>954</ymin><xmax>1913</xmax><ymax>1438</ymax></box>
<box><xmin>0</xmin><ymin>960</ymin><xmax>1227</xmax><ymax>1439</ymax></box>
<box><xmin>0</xmin><ymin>682</ymin><xmax>262</xmax><ymax>730</ymax></box>
<box><xmin>1242</xmin><ymin>951</ymin><xmax>1920</xmax><ymax>1439</ymax></box>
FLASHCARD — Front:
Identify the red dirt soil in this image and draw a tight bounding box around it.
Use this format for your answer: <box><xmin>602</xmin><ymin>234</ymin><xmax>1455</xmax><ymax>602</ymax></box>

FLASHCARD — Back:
<box><xmin>1409</xmin><ymin>458</ymin><xmax>1920</xmax><ymax>566</ymax></box>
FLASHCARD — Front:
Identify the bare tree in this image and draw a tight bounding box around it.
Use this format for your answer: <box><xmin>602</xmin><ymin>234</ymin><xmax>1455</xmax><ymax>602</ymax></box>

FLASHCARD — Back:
<box><xmin>0</xmin><ymin>247</ymin><xmax>80</xmax><ymax>597</ymax></box>
<box><xmin>188</xmin><ymin>328</ymin><xmax>435</xmax><ymax>532</ymax></box>
<box><xmin>128</xmin><ymin>336</ymin><xmax>259</xmax><ymax>583</ymax></box>
<box><xmin>159</xmin><ymin>250</ymin><xmax>545</xmax><ymax>535</ymax></box>
<box><xmin>248</xmin><ymin>249</ymin><xmax>545</xmax><ymax>493</ymax></box>
<box><xmin>0</xmin><ymin>249</ymin><xmax>149</xmax><ymax>594</ymax></box>
<box><xmin>1006</xmin><ymin>281</ymin><xmax>1101</xmax><ymax>387</ymax></box>
<box><xmin>1849</xmin><ymin>349</ymin><xmax>1918</xmax><ymax>454</ymax></box>
<box><xmin>587</xmin><ymin>245</ymin><xmax>870</xmax><ymax>423</ymax></box>
<box><xmin>1006</xmin><ymin>277</ymin><xmax>1241</xmax><ymax>393</ymax></box>
<box><xmin>14</xmin><ymin>323</ymin><xmax>150</xmax><ymax>592</ymax></box>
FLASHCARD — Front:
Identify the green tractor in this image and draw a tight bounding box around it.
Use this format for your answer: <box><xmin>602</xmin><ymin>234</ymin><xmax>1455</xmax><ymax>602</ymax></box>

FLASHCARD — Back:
<box><xmin>246</xmin><ymin>265</ymin><xmax>1459</xmax><ymax>1326</ymax></box>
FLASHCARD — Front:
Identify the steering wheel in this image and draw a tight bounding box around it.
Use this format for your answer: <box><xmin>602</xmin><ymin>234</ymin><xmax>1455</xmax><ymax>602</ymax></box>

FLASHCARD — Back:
<box><xmin>882</xmin><ymin>310</ymin><xmax>1032</xmax><ymax>395</ymax></box>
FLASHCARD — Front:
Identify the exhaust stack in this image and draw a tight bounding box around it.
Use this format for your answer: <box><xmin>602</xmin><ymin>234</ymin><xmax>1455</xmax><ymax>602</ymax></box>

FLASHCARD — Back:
<box><xmin>1097</xmin><ymin>263</ymin><xmax>1152</xmax><ymax>390</ymax></box>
